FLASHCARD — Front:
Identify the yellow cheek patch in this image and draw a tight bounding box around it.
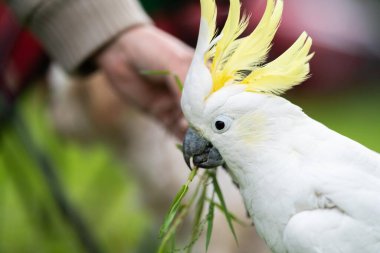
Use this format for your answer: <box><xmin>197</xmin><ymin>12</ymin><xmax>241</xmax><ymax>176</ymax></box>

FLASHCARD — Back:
<box><xmin>234</xmin><ymin>112</ymin><xmax>267</xmax><ymax>145</ymax></box>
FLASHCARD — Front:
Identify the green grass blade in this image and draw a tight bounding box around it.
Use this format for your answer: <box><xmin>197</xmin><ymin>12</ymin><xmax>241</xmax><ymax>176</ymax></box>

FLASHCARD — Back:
<box><xmin>158</xmin><ymin>204</ymin><xmax>185</xmax><ymax>253</ymax></box>
<box><xmin>175</xmin><ymin>144</ymin><xmax>183</xmax><ymax>152</ymax></box>
<box><xmin>140</xmin><ymin>70</ymin><xmax>183</xmax><ymax>92</ymax></box>
<box><xmin>194</xmin><ymin>182</ymin><xmax>207</xmax><ymax>231</ymax></box>
<box><xmin>188</xmin><ymin>167</ymin><xmax>198</xmax><ymax>181</ymax></box>
<box><xmin>174</xmin><ymin>75</ymin><xmax>183</xmax><ymax>91</ymax></box>
<box><xmin>206</xmin><ymin>199</ymin><xmax>248</xmax><ymax>227</ymax></box>
<box><xmin>140</xmin><ymin>70</ymin><xmax>171</xmax><ymax>76</ymax></box>
<box><xmin>159</xmin><ymin>185</ymin><xmax>188</xmax><ymax>237</ymax></box>
<box><xmin>159</xmin><ymin>168</ymin><xmax>198</xmax><ymax>237</ymax></box>
<box><xmin>157</xmin><ymin>230</ymin><xmax>173</xmax><ymax>253</ymax></box>
<box><xmin>170</xmin><ymin>233</ymin><xmax>176</xmax><ymax>252</ymax></box>
<box><xmin>206</xmin><ymin>191</ymin><xmax>215</xmax><ymax>252</ymax></box>
<box><xmin>187</xmin><ymin>180</ymin><xmax>208</xmax><ymax>253</ymax></box>
<box><xmin>211</xmin><ymin>173</ymin><xmax>238</xmax><ymax>245</ymax></box>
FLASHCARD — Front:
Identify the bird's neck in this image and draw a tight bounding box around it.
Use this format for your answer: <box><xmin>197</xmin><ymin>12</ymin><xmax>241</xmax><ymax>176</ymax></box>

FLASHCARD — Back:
<box><xmin>223</xmin><ymin>112</ymin><xmax>315</xmax><ymax>251</ymax></box>
<box><xmin>228</xmin><ymin>111</ymin><xmax>311</xmax><ymax>191</ymax></box>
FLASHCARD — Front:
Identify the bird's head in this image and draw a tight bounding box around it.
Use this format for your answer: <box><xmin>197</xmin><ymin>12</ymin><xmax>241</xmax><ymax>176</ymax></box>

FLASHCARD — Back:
<box><xmin>181</xmin><ymin>0</ymin><xmax>313</xmax><ymax>169</ymax></box>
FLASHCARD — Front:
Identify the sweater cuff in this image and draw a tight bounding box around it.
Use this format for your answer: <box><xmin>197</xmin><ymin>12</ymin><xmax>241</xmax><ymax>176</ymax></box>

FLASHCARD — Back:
<box><xmin>29</xmin><ymin>0</ymin><xmax>152</xmax><ymax>71</ymax></box>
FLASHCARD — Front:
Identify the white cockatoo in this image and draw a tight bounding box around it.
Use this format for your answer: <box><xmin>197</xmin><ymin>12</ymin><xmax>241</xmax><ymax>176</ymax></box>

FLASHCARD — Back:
<box><xmin>181</xmin><ymin>0</ymin><xmax>380</xmax><ymax>252</ymax></box>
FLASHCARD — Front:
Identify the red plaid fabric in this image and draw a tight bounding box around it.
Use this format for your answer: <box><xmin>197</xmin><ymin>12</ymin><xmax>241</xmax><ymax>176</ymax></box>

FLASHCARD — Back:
<box><xmin>0</xmin><ymin>4</ymin><xmax>48</xmax><ymax>102</ymax></box>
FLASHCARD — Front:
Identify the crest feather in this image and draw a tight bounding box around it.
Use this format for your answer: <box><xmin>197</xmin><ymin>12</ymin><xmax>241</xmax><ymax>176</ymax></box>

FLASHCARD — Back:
<box><xmin>210</xmin><ymin>0</ymin><xmax>248</xmax><ymax>91</ymax></box>
<box><xmin>200</xmin><ymin>0</ymin><xmax>217</xmax><ymax>46</ymax></box>
<box><xmin>199</xmin><ymin>0</ymin><xmax>313</xmax><ymax>96</ymax></box>
<box><xmin>200</xmin><ymin>0</ymin><xmax>217</xmax><ymax>64</ymax></box>
<box><xmin>219</xmin><ymin>0</ymin><xmax>283</xmax><ymax>86</ymax></box>
<box><xmin>242</xmin><ymin>32</ymin><xmax>314</xmax><ymax>95</ymax></box>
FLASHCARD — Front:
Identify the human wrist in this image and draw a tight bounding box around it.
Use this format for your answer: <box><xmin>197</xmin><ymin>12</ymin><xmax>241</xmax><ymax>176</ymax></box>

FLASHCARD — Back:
<box><xmin>27</xmin><ymin>0</ymin><xmax>152</xmax><ymax>72</ymax></box>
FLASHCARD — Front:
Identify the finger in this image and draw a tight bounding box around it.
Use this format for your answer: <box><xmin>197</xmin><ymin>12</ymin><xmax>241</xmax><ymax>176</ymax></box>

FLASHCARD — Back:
<box><xmin>148</xmin><ymin>93</ymin><xmax>178</xmax><ymax>118</ymax></box>
<box><xmin>170</xmin><ymin>115</ymin><xmax>188</xmax><ymax>140</ymax></box>
<box><xmin>159</xmin><ymin>107</ymin><xmax>187</xmax><ymax>140</ymax></box>
<box><xmin>106</xmin><ymin>63</ymin><xmax>185</xmax><ymax>139</ymax></box>
<box><xmin>166</xmin><ymin>53</ymin><xmax>193</xmax><ymax>98</ymax></box>
<box><xmin>106</xmin><ymin>65</ymin><xmax>167</xmax><ymax>113</ymax></box>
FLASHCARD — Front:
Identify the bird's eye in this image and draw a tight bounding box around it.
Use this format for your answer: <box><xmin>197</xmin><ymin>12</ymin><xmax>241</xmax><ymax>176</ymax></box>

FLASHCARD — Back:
<box><xmin>212</xmin><ymin>115</ymin><xmax>233</xmax><ymax>133</ymax></box>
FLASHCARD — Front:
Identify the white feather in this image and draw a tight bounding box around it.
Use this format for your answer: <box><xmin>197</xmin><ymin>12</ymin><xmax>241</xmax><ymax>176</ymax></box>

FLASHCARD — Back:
<box><xmin>187</xmin><ymin>89</ymin><xmax>380</xmax><ymax>252</ymax></box>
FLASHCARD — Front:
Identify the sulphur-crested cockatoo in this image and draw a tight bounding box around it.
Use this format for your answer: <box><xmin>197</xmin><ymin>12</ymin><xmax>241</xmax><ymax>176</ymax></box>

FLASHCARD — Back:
<box><xmin>181</xmin><ymin>0</ymin><xmax>380</xmax><ymax>252</ymax></box>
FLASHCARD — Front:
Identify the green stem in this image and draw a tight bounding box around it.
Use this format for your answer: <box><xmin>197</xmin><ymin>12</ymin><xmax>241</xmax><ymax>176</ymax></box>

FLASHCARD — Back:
<box><xmin>157</xmin><ymin>169</ymin><xmax>203</xmax><ymax>253</ymax></box>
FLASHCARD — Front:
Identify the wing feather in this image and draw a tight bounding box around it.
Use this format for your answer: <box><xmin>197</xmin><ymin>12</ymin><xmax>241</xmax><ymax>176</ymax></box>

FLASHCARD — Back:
<box><xmin>284</xmin><ymin>209</ymin><xmax>380</xmax><ymax>253</ymax></box>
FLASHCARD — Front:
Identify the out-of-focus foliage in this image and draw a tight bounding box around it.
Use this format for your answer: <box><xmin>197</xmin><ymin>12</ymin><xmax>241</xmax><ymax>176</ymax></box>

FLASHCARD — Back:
<box><xmin>0</xmin><ymin>87</ymin><xmax>150</xmax><ymax>253</ymax></box>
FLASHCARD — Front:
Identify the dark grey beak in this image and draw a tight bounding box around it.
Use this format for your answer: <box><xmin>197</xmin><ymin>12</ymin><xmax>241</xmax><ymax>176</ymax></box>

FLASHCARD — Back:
<box><xmin>183</xmin><ymin>128</ymin><xmax>224</xmax><ymax>169</ymax></box>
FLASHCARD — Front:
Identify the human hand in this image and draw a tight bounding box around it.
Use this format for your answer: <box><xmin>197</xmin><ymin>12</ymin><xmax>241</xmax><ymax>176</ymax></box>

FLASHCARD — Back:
<box><xmin>97</xmin><ymin>25</ymin><xmax>193</xmax><ymax>139</ymax></box>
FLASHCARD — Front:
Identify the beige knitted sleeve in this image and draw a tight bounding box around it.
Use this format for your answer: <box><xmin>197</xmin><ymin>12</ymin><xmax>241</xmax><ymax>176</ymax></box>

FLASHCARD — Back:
<box><xmin>6</xmin><ymin>0</ymin><xmax>152</xmax><ymax>71</ymax></box>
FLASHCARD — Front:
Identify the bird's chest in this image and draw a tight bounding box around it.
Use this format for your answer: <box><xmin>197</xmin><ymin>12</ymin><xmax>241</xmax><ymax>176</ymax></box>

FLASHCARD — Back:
<box><xmin>237</xmin><ymin>169</ymin><xmax>322</xmax><ymax>253</ymax></box>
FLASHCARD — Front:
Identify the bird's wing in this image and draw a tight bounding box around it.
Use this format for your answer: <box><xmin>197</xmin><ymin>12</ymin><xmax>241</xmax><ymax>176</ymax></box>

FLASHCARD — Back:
<box><xmin>283</xmin><ymin>165</ymin><xmax>380</xmax><ymax>253</ymax></box>
<box><xmin>283</xmin><ymin>208</ymin><xmax>380</xmax><ymax>253</ymax></box>
<box><xmin>314</xmin><ymin>166</ymin><xmax>380</xmax><ymax>231</ymax></box>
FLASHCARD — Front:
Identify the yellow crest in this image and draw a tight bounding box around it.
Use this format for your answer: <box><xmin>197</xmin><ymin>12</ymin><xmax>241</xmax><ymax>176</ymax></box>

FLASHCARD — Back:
<box><xmin>200</xmin><ymin>0</ymin><xmax>314</xmax><ymax>95</ymax></box>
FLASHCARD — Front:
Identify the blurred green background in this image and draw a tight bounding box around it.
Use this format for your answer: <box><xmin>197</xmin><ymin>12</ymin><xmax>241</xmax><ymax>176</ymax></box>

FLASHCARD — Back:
<box><xmin>0</xmin><ymin>88</ymin><xmax>151</xmax><ymax>253</ymax></box>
